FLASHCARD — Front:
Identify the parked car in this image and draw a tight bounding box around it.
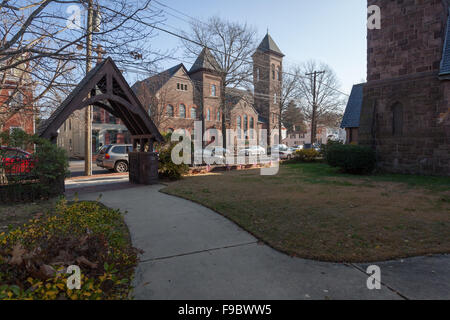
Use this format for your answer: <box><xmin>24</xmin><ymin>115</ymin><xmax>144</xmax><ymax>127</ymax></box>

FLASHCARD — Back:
<box><xmin>0</xmin><ymin>146</ymin><xmax>34</xmax><ymax>175</ymax></box>
<box><xmin>293</xmin><ymin>145</ymin><xmax>304</xmax><ymax>151</ymax></box>
<box><xmin>194</xmin><ymin>147</ymin><xmax>231</xmax><ymax>164</ymax></box>
<box><xmin>238</xmin><ymin>146</ymin><xmax>266</xmax><ymax>157</ymax></box>
<box><xmin>96</xmin><ymin>144</ymin><xmax>133</xmax><ymax>173</ymax></box>
<box><xmin>270</xmin><ymin>144</ymin><xmax>294</xmax><ymax>160</ymax></box>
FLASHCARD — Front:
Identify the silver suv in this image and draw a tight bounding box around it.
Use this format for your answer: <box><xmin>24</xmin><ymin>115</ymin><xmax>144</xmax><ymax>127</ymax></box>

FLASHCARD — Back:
<box><xmin>96</xmin><ymin>144</ymin><xmax>133</xmax><ymax>173</ymax></box>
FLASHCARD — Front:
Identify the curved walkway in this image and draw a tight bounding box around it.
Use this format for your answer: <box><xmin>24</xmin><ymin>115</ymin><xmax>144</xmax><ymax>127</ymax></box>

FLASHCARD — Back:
<box><xmin>76</xmin><ymin>185</ymin><xmax>450</xmax><ymax>300</ymax></box>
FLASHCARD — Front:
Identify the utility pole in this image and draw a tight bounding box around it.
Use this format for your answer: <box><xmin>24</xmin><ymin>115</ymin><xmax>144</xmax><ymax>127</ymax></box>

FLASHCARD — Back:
<box><xmin>306</xmin><ymin>70</ymin><xmax>325</xmax><ymax>145</ymax></box>
<box><xmin>84</xmin><ymin>0</ymin><xmax>94</xmax><ymax>176</ymax></box>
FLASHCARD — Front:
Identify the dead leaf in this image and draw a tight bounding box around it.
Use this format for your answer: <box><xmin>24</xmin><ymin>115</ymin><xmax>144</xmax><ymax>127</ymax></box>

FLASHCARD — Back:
<box><xmin>76</xmin><ymin>256</ymin><xmax>98</xmax><ymax>269</ymax></box>
<box><xmin>10</xmin><ymin>243</ymin><xmax>26</xmax><ymax>265</ymax></box>
<box><xmin>39</xmin><ymin>264</ymin><xmax>56</xmax><ymax>279</ymax></box>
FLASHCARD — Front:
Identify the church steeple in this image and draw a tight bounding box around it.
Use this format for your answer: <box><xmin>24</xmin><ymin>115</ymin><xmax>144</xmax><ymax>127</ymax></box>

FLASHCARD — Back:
<box><xmin>255</xmin><ymin>33</ymin><xmax>284</xmax><ymax>57</ymax></box>
<box><xmin>252</xmin><ymin>33</ymin><xmax>284</xmax><ymax>139</ymax></box>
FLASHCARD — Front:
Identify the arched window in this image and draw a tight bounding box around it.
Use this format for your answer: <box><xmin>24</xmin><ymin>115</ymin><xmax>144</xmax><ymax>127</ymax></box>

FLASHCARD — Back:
<box><xmin>256</xmin><ymin>68</ymin><xmax>260</xmax><ymax>81</ymax></box>
<box><xmin>217</xmin><ymin>111</ymin><xmax>221</xmax><ymax>122</ymax></box>
<box><xmin>237</xmin><ymin>116</ymin><xmax>242</xmax><ymax>138</ymax></box>
<box><xmin>250</xmin><ymin>117</ymin><xmax>254</xmax><ymax>139</ymax></box>
<box><xmin>207</xmin><ymin>109</ymin><xmax>211</xmax><ymax>121</ymax></box>
<box><xmin>277</xmin><ymin>66</ymin><xmax>281</xmax><ymax>81</ymax></box>
<box><xmin>211</xmin><ymin>85</ymin><xmax>217</xmax><ymax>97</ymax></box>
<box><xmin>166</xmin><ymin>105</ymin><xmax>174</xmax><ymax>117</ymax></box>
<box><xmin>392</xmin><ymin>102</ymin><xmax>403</xmax><ymax>136</ymax></box>
<box><xmin>272</xmin><ymin>64</ymin><xmax>275</xmax><ymax>80</ymax></box>
<box><xmin>244</xmin><ymin>115</ymin><xmax>248</xmax><ymax>131</ymax></box>
<box><xmin>179</xmin><ymin>104</ymin><xmax>186</xmax><ymax>118</ymax></box>
<box><xmin>191</xmin><ymin>107</ymin><xmax>196</xmax><ymax>119</ymax></box>
<box><xmin>273</xmin><ymin>93</ymin><xmax>277</xmax><ymax>104</ymax></box>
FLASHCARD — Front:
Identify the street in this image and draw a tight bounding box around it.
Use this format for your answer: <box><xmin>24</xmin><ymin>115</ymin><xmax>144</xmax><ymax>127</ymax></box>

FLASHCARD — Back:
<box><xmin>68</xmin><ymin>160</ymin><xmax>111</xmax><ymax>178</ymax></box>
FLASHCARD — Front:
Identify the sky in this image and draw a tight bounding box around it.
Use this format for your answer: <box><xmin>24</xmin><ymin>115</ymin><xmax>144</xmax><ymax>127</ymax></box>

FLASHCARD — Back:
<box><xmin>145</xmin><ymin>0</ymin><xmax>368</xmax><ymax>96</ymax></box>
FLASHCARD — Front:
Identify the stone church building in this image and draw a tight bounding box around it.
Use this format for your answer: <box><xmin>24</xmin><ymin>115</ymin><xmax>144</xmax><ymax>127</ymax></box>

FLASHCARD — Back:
<box><xmin>344</xmin><ymin>0</ymin><xmax>450</xmax><ymax>175</ymax></box>
<box><xmin>132</xmin><ymin>33</ymin><xmax>285</xmax><ymax>148</ymax></box>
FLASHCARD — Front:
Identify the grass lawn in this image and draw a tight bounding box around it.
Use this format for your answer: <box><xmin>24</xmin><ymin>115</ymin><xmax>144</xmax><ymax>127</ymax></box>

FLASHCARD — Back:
<box><xmin>162</xmin><ymin>163</ymin><xmax>450</xmax><ymax>263</ymax></box>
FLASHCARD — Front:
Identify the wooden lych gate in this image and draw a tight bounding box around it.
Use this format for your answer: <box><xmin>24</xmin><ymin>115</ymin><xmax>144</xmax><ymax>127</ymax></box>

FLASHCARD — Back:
<box><xmin>38</xmin><ymin>57</ymin><xmax>164</xmax><ymax>185</ymax></box>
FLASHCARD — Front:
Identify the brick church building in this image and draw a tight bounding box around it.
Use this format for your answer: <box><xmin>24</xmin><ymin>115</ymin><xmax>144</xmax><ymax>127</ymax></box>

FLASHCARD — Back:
<box><xmin>0</xmin><ymin>56</ymin><xmax>35</xmax><ymax>136</ymax></box>
<box><xmin>132</xmin><ymin>33</ymin><xmax>284</xmax><ymax>148</ymax></box>
<box><xmin>344</xmin><ymin>0</ymin><xmax>450</xmax><ymax>175</ymax></box>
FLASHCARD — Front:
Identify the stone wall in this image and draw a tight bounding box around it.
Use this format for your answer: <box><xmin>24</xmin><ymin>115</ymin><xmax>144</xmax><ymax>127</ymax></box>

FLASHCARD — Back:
<box><xmin>360</xmin><ymin>0</ymin><xmax>450</xmax><ymax>175</ymax></box>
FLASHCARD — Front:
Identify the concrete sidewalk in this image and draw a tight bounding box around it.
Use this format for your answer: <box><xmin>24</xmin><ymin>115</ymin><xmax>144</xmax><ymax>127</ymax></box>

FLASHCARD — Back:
<box><xmin>76</xmin><ymin>185</ymin><xmax>450</xmax><ymax>300</ymax></box>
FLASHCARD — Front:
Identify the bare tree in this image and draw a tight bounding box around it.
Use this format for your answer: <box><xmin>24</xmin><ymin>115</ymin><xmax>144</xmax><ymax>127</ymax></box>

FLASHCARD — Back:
<box><xmin>133</xmin><ymin>73</ymin><xmax>186</xmax><ymax>130</ymax></box>
<box><xmin>182</xmin><ymin>16</ymin><xmax>257</xmax><ymax>147</ymax></box>
<box><xmin>277</xmin><ymin>64</ymin><xmax>303</xmax><ymax>139</ymax></box>
<box><xmin>282</xmin><ymin>100</ymin><xmax>305</xmax><ymax>134</ymax></box>
<box><xmin>297</xmin><ymin>60</ymin><xmax>345</xmax><ymax>143</ymax></box>
<box><xmin>0</xmin><ymin>0</ymin><xmax>165</xmax><ymax>130</ymax></box>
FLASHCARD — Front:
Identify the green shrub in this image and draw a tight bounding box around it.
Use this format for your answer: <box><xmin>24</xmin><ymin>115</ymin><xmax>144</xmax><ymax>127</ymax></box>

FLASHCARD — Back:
<box><xmin>157</xmin><ymin>132</ymin><xmax>189</xmax><ymax>180</ymax></box>
<box><xmin>320</xmin><ymin>140</ymin><xmax>344</xmax><ymax>157</ymax></box>
<box><xmin>325</xmin><ymin>144</ymin><xmax>376</xmax><ymax>174</ymax></box>
<box><xmin>0</xmin><ymin>131</ymin><xmax>69</xmax><ymax>200</ymax></box>
<box><xmin>294</xmin><ymin>149</ymin><xmax>321</xmax><ymax>162</ymax></box>
<box><xmin>0</xmin><ymin>200</ymin><xmax>138</xmax><ymax>300</ymax></box>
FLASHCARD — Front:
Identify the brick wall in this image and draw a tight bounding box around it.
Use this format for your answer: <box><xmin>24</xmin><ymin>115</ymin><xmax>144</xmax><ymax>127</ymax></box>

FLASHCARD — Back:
<box><xmin>0</xmin><ymin>85</ymin><xmax>34</xmax><ymax>135</ymax></box>
<box><xmin>360</xmin><ymin>0</ymin><xmax>450</xmax><ymax>175</ymax></box>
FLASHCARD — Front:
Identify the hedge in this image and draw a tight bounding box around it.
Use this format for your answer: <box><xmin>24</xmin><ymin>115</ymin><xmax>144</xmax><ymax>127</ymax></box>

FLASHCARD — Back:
<box><xmin>0</xmin><ymin>131</ymin><xmax>69</xmax><ymax>202</ymax></box>
<box><xmin>325</xmin><ymin>144</ymin><xmax>376</xmax><ymax>174</ymax></box>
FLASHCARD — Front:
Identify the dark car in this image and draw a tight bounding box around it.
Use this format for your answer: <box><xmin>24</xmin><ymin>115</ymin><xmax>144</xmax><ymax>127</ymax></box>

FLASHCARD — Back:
<box><xmin>96</xmin><ymin>144</ymin><xmax>133</xmax><ymax>173</ymax></box>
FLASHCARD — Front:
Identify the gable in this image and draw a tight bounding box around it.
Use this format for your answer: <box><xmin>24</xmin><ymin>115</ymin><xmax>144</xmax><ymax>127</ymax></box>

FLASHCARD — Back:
<box><xmin>39</xmin><ymin>57</ymin><xmax>163</xmax><ymax>142</ymax></box>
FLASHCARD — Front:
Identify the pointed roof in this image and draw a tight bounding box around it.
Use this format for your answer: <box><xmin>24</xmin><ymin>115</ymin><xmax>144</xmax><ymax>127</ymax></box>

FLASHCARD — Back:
<box><xmin>39</xmin><ymin>57</ymin><xmax>163</xmax><ymax>142</ymax></box>
<box><xmin>189</xmin><ymin>47</ymin><xmax>222</xmax><ymax>74</ymax></box>
<box><xmin>256</xmin><ymin>33</ymin><xmax>284</xmax><ymax>57</ymax></box>
<box><xmin>132</xmin><ymin>63</ymin><xmax>187</xmax><ymax>95</ymax></box>
<box><xmin>341</xmin><ymin>83</ymin><xmax>365</xmax><ymax>129</ymax></box>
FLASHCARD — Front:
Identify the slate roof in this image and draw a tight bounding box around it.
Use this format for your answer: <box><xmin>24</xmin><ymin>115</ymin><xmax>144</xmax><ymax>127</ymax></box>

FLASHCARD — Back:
<box><xmin>341</xmin><ymin>83</ymin><xmax>365</xmax><ymax>129</ymax></box>
<box><xmin>225</xmin><ymin>87</ymin><xmax>254</xmax><ymax>106</ymax></box>
<box><xmin>439</xmin><ymin>9</ymin><xmax>450</xmax><ymax>77</ymax></box>
<box><xmin>189</xmin><ymin>47</ymin><xmax>222</xmax><ymax>74</ymax></box>
<box><xmin>256</xmin><ymin>33</ymin><xmax>284</xmax><ymax>57</ymax></box>
<box><xmin>132</xmin><ymin>63</ymin><xmax>186</xmax><ymax>95</ymax></box>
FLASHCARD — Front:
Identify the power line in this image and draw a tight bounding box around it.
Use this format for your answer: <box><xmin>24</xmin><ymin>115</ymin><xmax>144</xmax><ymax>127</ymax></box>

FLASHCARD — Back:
<box><xmin>149</xmin><ymin>1</ymin><xmax>350</xmax><ymax>97</ymax></box>
<box><xmin>102</xmin><ymin>5</ymin><xmax>350</xmax><ymax>97</ymax></box>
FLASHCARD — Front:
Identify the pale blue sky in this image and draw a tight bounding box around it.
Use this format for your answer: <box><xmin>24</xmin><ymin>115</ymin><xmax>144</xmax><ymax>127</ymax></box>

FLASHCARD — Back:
<box><xmin>146</xmin><ymin>0</ymin><xmax>368</xmax><ymax>95</ymax></box>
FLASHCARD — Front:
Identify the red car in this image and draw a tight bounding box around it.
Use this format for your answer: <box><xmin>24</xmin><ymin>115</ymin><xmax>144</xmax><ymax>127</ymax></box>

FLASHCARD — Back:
<box><xmin>0</xmin><ymin>146</ymin><xmax>35</xmax><ymax>175</ymax></box>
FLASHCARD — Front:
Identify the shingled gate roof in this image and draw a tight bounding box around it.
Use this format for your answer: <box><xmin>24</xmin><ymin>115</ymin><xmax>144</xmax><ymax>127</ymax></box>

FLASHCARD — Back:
<box><xmin>38</xmin><ymin>57</ymin><xmax>163</xmax><ymax>143</ymax></box>
<box><xmin>256</xmin><ymin>33</ymin><xmax>284</xmax><ymax>57</ymax></box>
<box><xmin>341</xmin><ymin>83</ymin><xmax>365</xmax><ymax>129</ymax></box>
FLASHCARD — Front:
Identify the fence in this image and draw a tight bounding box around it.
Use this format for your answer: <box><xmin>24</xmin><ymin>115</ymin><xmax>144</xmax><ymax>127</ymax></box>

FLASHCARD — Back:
<box><xmin>0</xmin><ymin>157</ymin><xmax>64</xmax><ymax>203</ymax></box>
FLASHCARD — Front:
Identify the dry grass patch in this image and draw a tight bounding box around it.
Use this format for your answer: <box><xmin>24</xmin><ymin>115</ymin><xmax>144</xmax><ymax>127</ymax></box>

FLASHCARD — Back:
<box><xmin>0</xmin><ymin>198</ymin><xmax>58</xmax><ymax>234</ymax></box>
<box><xmin>162</xmin><ymin>163</ymin><xmax>450</xmax><ymax>263</ymax></box>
